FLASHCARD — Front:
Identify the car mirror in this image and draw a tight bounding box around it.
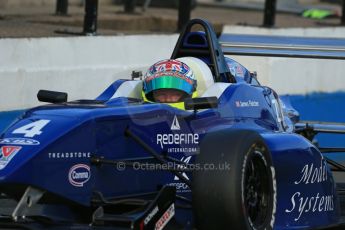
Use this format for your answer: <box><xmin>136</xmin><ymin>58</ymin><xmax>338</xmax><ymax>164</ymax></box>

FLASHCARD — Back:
<box><xmin>184</xmin><ymin>97</ymin><xmax>218</xmax><ymax>111</ymax></box>
<box><xmin>37</xmin><ymin>90</ymin><xmax>68</xmax><ymax>103</ymax></box>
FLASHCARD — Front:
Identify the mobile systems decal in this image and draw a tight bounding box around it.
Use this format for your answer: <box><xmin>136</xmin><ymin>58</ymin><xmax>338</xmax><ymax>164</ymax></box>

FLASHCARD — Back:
<box><xmin>285</xmin><ymin>159</ymin><xmax>334</xmax><ymax>221</ymax></box>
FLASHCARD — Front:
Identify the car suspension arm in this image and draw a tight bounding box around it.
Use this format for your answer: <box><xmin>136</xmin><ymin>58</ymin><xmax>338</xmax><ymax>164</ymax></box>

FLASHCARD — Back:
<box><xmin>91</xmin><ymin>156</ymin><xmax>194</xmax><ymax>173</ymax></box>
<box><xmin>324</xmin><ymin>156</ymin><xmax>345</xmax><ymax>172</ymax></box>
<box><xmin>319</xmin><ymin>147</ymin><xmax>345</xmax><ymax>153</ymax></box>
<box><xmin>90</xmin><ymin>128</ymin><xmax>193</xmax><ymax>187</ymax></box>
<box><xmin>123</xmin><ymin>128</ymin><xmax>192</xmax><ymax>187</ymax></box>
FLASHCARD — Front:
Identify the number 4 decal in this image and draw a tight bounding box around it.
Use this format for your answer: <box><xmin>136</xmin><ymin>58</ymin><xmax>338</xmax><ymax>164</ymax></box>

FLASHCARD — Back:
<box><xmin>12</xmin><ymin>119</ymin><xmax>50</xmax><ymax>137</ymax></box>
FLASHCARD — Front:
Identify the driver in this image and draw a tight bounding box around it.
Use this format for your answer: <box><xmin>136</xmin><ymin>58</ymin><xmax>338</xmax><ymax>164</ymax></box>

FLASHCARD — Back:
<box><xmin>142</xmin><ymin>59</ymin><xmax>197</xmax><ymax>109</ymax></box>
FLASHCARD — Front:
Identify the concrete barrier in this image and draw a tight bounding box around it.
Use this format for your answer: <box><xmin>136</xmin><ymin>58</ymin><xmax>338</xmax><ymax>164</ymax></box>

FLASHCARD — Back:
<box><xmin>0</xmin><ymin>34</ymin><xmax>179</xmax><ymax>111</ymax></box>
<box><xmin>1</xmin><ymin>28</ymin><xmax>345</xmax><ymax>150</ymax></box>
<box><xmin>1</xmin><ymin>26</ymin><xmax>345</xmax><ymax>110</ymax></box>
<box><xmin>0</xmin><ymin>26</ymin><xmax>345</xmax><ymax>111</ymax></box>
<box><xmin>222</xmin><ymin>26</ymin><xmax>345</xmax><ymax>95</ymax></box>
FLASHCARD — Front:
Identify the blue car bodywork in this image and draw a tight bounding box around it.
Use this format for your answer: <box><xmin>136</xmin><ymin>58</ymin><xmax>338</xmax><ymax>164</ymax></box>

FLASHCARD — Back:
<box><xmin>0</xmin><ymin>19</ymin><xmax>344</xmax><ymax>229</ymax></box>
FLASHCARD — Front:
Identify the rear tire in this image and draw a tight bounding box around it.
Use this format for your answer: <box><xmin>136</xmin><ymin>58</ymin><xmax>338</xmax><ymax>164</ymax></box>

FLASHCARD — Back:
<box><xmin>192</xmin><ymin>130</ymin><xmax>276</xmax><ymax>230</ymax></box>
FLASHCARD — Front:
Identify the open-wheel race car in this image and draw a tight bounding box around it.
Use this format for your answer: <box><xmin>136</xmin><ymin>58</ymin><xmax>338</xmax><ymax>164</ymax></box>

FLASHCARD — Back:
<box><xmin>1</xmin><ymin>18</ymin><xmax>345</xmax><ymax>229</ymax></box>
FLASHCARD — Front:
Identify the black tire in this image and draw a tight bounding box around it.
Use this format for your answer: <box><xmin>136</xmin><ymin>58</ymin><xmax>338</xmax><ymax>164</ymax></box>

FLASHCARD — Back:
<box><xmin>192</xmin><ymin>130</ymin><xmax>276</xmax><ymax>230</ymax></box>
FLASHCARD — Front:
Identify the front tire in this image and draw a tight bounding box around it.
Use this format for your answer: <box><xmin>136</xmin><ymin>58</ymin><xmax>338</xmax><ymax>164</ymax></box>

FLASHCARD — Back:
<box><xmin>192</xmin><ymin>130</ymin><xmax>276</xmax><ymax>230</ymax></box>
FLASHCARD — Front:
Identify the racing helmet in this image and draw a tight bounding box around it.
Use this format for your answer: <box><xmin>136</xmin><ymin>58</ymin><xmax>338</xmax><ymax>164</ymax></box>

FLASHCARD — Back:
<box><xmin>142</xmin><ymin>59</ymin><xmax>197</xmax><ymax>109</ymax></box>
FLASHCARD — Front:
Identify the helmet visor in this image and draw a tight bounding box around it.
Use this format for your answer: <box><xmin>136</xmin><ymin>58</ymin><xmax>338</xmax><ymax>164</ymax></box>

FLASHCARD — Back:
<box><xmin>144</xmin><ymin>75</ymin><xmax>194</xmax><ymax>95</ymax></box>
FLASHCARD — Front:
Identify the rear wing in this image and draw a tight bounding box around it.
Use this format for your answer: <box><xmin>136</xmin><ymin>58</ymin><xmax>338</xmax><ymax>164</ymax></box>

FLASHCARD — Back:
<box><xmin>219</xmin><ymin>34</ymin><xmax>345</xmax><ymax>60</ymax></box>
<box><xmin>295</xmin><ymin>121</ymin><xmax>345</xmax><ymax>153</ymax></box>
<box><xmin>296</xmin><ymin>121</ymin><xmax>345</xmax><ymax>135</ymax></box>
<box><xmin>295</xmin><ymin>121</ymin><xmax>345</xmax><ymax>172</ymax></box>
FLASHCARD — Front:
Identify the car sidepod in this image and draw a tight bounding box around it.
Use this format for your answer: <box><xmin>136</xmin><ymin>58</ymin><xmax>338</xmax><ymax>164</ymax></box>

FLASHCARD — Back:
<box><xmin>262</xmin><ymin>132</ymin><xmax>340</xmax><ymax>229</ymax></box>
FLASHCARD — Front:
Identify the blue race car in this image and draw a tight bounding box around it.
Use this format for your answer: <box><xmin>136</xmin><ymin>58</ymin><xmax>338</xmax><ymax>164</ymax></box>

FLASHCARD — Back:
<box><xmin>1</xmin><ymin>18</ymin><xmax>345</xmax><ymax>230</ymax></box>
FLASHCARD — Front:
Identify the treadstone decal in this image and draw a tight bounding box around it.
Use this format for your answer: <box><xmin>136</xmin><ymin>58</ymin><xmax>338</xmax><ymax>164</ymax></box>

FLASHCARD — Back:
<box><xmin>0</xmin><ymin>146</ymin><xmax>22</xmax><ymax>170</ymax></box>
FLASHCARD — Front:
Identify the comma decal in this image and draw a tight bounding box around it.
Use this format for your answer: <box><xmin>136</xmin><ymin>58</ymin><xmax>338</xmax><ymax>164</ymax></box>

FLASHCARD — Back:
<box><xmin>68</xmin><ymin>164</ymin><xmax>91</xmax><ymax>187</ymax></box>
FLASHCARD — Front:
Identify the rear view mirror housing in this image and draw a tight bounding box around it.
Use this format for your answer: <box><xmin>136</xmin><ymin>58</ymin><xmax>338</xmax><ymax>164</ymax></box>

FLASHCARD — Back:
<box><xmin>184</xmin><ymin>97</ymin><xmax>218</xmax><ymax>111</ymax></box>
<box><xmin>37</xmin><ymin>90</ymin><xmax>68</xmax><ymax>103</ymax></box>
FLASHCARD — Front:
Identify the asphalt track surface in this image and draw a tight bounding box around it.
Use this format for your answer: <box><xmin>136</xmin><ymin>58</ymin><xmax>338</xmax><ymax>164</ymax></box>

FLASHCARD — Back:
<box><xmin>0</xmin><ymin>2</ymin><xmax>343</xmax><ymax>38</ymax></box>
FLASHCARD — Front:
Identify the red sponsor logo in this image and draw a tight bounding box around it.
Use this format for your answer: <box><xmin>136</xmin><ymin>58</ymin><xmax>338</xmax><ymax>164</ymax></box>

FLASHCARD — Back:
<box><xmin>155</xmin><ymin>204</ymin><xmax>175</xmax><ymax>230</ymax></box>
<box><xmin>1</xmin><ymin>146</ymin><xmax>21</xmax><ymax>158</ymax></box>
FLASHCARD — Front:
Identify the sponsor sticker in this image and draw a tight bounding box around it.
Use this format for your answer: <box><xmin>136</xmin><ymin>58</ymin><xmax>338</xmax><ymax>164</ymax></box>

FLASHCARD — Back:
<box><xmin>0</xmin><ymin>138</ymin><xmax>40</xmax><ymax>145</ymax></box>
<box><xmin>0</xmin><ymin>146</ymin><xmax>22</xmax><ymax>170</ymax></box>
<box><xmin>155</xmin><ymin>204</ymin><xmax>175</xmax><ymax>230</ymax></box>
<box><xmin>235</xmin><ymin>100</ymin><xmax>259</xmax><ymax>108</ymax></box>
<box><xmin>156</xmin><ymin>115</ymin><xmax>199</xmax><ymax>155</ymax></box>
<box><xmin>285</xmin><ymin>159</ymin><xmax>334</xmax><ymax>221</ymax></box>
<box><xmin>144</xmin><ymin>206</ymin><xmax>159</xmax><ymax>225</ymax></box>
<box><xmin>174</xmin><ymin>156</ymin><xmax>191</xmax><ymax>181</ymax></box>
<box><xmin>48</xmin><ymin>152</ymin><xmax>91</xmax><ymax>159</ymax></box>
<box><xmin>171</xmin><ymin>116</ymin><xmax>180</xmax><ymax>130</ymax></box>
<box><xmin>236</xmin><ymin>65</ymin><xmax>244</xmax><ymax>77</ymax></box>
<box><xmin>227</xmin><ymin>62</ymin><xmax>245</xmax><ymax>78</ymax></box>
<box><xmin>167</xmin><ymin>157</ymin><xmax>192</xmax><ymax>193</ymax></box>
<box><xmin>68</xmin><ymin>164</ymin><xmax>91</xmax><ymax>187</ymax></box>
